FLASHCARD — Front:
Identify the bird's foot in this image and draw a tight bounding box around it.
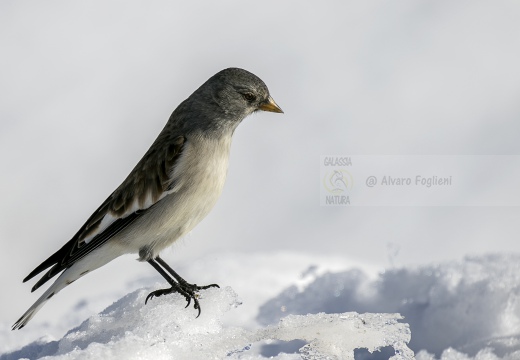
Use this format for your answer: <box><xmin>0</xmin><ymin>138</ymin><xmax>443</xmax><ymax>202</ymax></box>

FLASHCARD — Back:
<box><xmin>145</xmin><ymin>281</ymin><xmax>220</xmax><ymax>317</ymax></box>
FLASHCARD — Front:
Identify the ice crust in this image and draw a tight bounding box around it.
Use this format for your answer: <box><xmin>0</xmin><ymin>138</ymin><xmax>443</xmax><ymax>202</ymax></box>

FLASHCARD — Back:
<box><xmin>3</xmin><ymin>286</ymin><xmax>412</xmax><ymax>360</ymax></box>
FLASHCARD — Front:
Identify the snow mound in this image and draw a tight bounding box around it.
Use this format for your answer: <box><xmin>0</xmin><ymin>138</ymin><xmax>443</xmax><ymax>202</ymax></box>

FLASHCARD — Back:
<box><xmin>5</xmin><ymin>253</ymin><xmax>519</xmax><ymax>359</ymax></box>
<box><xmin>258</xmin><ymin>312</ymin><xmax>412</xmax><ymax>360</ymax></box>
<box><xmin>415</xmin><ymin>347</ymin><xmax>520</xmax><ymax>360</ymax></box>
<box><xmin>3</xmin><ymin>286</ymin><xmax>412</xmax><ymax>360</ymax></box>
<box><xmin>258</xmin><ymin>254</ymin><xmax>520</xmax><ymax>359</ymax></box>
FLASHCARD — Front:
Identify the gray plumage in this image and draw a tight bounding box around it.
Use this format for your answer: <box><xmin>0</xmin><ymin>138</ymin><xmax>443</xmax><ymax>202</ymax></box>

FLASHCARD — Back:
<box><xmin>13</xmin><ymin>67</ymin><xmax>283</xmax><ymax>330</ymax></box>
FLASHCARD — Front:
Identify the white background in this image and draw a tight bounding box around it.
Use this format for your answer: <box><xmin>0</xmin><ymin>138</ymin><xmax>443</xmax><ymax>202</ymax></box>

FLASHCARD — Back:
<box><xmin>1</xmin><ymin>0</ymin><xmax>520</xmax><ymax>329</ymax></box>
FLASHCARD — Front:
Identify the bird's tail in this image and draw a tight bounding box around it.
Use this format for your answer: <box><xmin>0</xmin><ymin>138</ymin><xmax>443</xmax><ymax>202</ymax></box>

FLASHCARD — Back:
<box><xmin>13</xmin><ymin>242</ymin><xmax>125</xmax><ymax>330</ymax></box>
<box><xmin>12</xmin><ymin>273</ymin><xmax>69</xmax><ymax>330</ymax></box>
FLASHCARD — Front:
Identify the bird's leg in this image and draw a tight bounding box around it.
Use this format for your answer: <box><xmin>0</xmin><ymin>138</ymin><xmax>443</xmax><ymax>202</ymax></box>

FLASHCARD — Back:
<box><xmin>154</xmin><ymin>256</ymin><xmax>219</xmax><ymax>317</ymax></box>
<box><xmin>146</xmin><ymin>259</ymin><xmax>193</xmax><ymax>307</ymax></box>
<box><xmin>156</xmin><ymin>255</ymin><xmax>220</xmax><ymax>291</ymax></box>
<box><xmin>146</xmin><ymin>257</ymin><xmax>219</xmax><ymax>317</ymax></box>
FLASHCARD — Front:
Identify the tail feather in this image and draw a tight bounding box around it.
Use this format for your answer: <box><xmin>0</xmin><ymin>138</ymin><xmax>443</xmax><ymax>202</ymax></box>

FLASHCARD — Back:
<box><xmin>23</xmin><ymin>238</ymin><xmax>75</xmax><ymax>287</ymax></box>
<box><xmin>14</xmin><ymin>243</ymin><xmax>124</xmax><ymax>330</ymax></box>
<box><xmin>12</xmin><ymin>282</ymin><xmax>61</xmax><ymax>330</ymax></box>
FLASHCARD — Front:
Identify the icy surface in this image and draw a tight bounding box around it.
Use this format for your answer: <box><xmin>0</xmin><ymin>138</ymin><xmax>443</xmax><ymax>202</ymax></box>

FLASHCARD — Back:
<box><xmin>258</xmin><ymin>254</ymin><xmax>520</xmax><ymax>359</ymax></box>
<box><xmin>2</xmin><ymin>286</ymin><xmax>412</xmax><ymax>360</ymax></box>
<box><xmin>261</xmin><ymin>312</ymin><xmax>412</xmax><ymax>360</ymax></box>
<box><xmin>3</xmin><ymin>253</ymin><xmax>520</xmax><ymax>359</ymax></box>
<box><xmin>0</xmin><ymin>252</ymin><xmax>358</xmax><ymax>356</ymax></box>
<box><xmin>415</xmin><ymin>348</ymin><xmax>520</xmax><ymax>360</ymax></box>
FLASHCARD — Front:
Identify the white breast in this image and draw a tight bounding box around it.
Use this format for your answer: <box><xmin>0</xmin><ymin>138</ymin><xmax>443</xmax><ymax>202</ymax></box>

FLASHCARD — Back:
<box><xmin>119</xmin><ymin>132</ymin><xmax>234</xmax><ymax>258</ymax></box>
<box><xmin>168</xmin><ymin>133</ymin><xmax>232</xmax><ymax>233</ymax></box>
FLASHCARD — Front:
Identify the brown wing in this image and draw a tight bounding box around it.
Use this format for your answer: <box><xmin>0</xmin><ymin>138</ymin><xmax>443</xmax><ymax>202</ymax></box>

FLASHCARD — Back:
<box><xmin>24</xmin><ymin>135</ymin><xmax>186</xmax><ymax>291</ymax></box>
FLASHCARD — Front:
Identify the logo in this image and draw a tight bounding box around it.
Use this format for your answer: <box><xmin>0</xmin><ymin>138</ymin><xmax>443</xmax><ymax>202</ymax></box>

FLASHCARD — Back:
<box><xmin>322</xmin><ymin>169</ymin><xmax>353</xmax><ymax>194</ymax></box>
<box><xmin>320</xmin><ymin>156</ymin><xmax>353</xmax><ymax>206</ymax></box>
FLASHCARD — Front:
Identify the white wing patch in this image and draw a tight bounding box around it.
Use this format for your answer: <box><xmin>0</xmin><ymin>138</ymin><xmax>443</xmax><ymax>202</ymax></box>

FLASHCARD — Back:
<box><xmin>82</xmin><ymin>214</ymin><xmax>115</xmax><ymax>245</ymax></box>
<box><xmin>82</xmin><ymin>191</ymin><xmax>172</xmax><ymax>245</ymax></box>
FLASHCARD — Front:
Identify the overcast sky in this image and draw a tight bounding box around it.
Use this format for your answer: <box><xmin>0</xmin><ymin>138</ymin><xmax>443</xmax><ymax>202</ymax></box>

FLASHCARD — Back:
<box><xmin>2</xmin><ymin>0</ymin><xmax>520</xmax><ymax>328</ymax></box>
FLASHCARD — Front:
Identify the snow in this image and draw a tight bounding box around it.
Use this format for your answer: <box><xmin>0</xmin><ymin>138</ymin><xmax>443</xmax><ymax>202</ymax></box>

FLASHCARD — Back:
<box><xmin>2</xmin><ymin>252</ymin><xmax>520</xmax><ymax>359</ymax></box>
<box><xmin>2</xmin><ymin>286</ymin><xmax>412</xmax><ymax>360</ymax></box>
<box><xmin>258</xmin><ymin>254</ymin><xmax>520</xmax><ymax>358</ymax></box>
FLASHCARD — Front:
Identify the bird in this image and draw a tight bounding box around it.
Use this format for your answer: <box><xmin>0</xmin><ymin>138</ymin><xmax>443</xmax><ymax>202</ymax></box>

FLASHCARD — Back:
<box><xmin>12</xmin><ymin>67</ymin><xmax>283</xmax><ymax>330</ymax></box>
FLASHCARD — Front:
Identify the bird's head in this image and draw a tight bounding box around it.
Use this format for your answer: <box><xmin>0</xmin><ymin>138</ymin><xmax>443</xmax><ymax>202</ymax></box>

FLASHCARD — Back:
<box><xmin>190</xmin><ymin>68</ymin><xmax>283</xmax><ymax>133</ymax></box>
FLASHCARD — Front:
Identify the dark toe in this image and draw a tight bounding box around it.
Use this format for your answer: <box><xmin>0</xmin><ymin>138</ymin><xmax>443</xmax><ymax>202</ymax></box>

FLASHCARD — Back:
<box><xmin>197</xmin><ymin>283</ymin><xmax>220</xmax><ymax>290</ymax></box>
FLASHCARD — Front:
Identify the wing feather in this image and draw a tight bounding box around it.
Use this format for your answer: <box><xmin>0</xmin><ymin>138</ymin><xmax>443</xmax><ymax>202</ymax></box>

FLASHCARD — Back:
<box><xmin>24</xmin><ymin>134</ymin><xmax>186</xmax><ymax>290</ymax></box>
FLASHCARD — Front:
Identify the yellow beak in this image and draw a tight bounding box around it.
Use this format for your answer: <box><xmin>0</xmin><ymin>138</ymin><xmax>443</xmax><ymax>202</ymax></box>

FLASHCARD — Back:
<box><xmin>258</xmin><ymin>96</ymin><xmax>284</xmax><ymax>113</ymax></box>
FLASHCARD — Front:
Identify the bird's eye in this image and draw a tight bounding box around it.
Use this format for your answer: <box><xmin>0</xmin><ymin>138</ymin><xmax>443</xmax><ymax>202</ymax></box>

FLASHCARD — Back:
<box><xmin>242</xmin><ymin>92</ymin><xmax>256</xmax><ymax>102</ymax></box>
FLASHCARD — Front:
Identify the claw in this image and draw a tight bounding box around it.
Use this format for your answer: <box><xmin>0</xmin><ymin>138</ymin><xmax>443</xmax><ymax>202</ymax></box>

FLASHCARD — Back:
<box><xmin>199</xmin><ymin>283</ymin><xmax>220</xmax><ymax>290</ymax></box>
<box><xmin>145</xmin><ymin>291</ymin><xmax>158</xmax><ymax>304</ymax></box>
<box><xmin>192</xmin><ymin>297</ymin><xmax>202</xmax><ymax>318</ymax></box>
<box><xmin>145</xmin><ymin>288</ymin><xmax>173</xmax><ymax>305</ymax></box>
<box><xmin>144</xmin><ymin>280</ymin><xmax>219</xmax><ymax>317</ymax></box>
